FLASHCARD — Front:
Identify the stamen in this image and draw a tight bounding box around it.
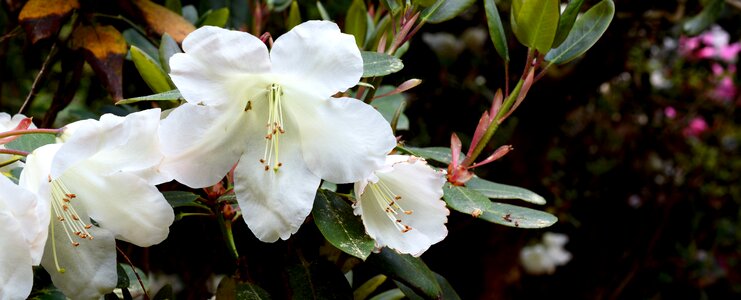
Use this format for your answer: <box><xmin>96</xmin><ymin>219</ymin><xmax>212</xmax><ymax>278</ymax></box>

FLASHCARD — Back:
<box><xmin>368</xmin><ymin>181</ymin><xmax>414</xmax><ymax>233</ymax></box>
<box><xmin>49</xmin><ymin>179</ymin><xmax>96</xmax><ymax>260</ymax></box>
<box><xmin>260</xmin><ymin>83</ymin><xmax>287</xmax><ymax>172</ymax></box>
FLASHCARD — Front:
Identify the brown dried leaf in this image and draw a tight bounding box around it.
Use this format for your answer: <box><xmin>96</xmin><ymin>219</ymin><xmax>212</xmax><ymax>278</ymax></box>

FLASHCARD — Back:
<box><xmin>132</xmin><ymin>0</ymin><xmax>195</xmax><ymax>43</ymax></box>
<box><xmin>18</xmin><ymin>0</ymin><xmax>79</xmax><ymax>43</ymax></box>
<box><xmin>70</xmin><ymin>25</ymin><xmax>127</xmax><ymax>101</ymax></box>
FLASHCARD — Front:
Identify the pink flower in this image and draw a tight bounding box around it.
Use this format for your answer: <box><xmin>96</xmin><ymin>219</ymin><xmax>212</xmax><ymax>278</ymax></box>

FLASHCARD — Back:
<box><xmin>683</xmin><ymin>117</ymin><xmax>709</xmax><ymax>137</ymax></box>
<box><xmin>664</xmin><ymin>106</ymin><xmax>677</xmax><ymax>119</ymax></box>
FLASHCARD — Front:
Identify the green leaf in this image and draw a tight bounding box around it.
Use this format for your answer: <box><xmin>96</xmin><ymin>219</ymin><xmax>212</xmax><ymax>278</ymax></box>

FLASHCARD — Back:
<box><xmin>158</xmin><ymin>33</ymin><xmax>181</xmax><ymax>73</ymax></box>
<box><xmin>288</xmin><ymin>259</ymin><xmax>353</xmax><ymax>299</ymax></box>
<box><xmin>368</xmin><ymin>289</ymin><xmax>405</xmax><ymax>300</ymax></box>
<box><xmin>122</xmin><ymin>29</ymin><xmax>159</xmax><ymax>61</ymax></box>
<box><xmin>361</xmin><ymin>51</ymin><xmax>404</xmax><ymax>77</ymax></box>
<box><xmin>312</xmin><ymin>189</ymin><xmax>375</xmax><ymax>260</ymax></box>
<box><xmin>395</xmin><ymin>273</ymin><xmax>461</xmax><ymax>300</ymax></box>
<box><xmin>382</xmin><ymin>0</ymin><xmax>402</xmax><ymax>16</ymax></box>
<box><xmin>162</xmin><ymin>191</ymin><xmax>208</xmax><ymax>209</ymax></box>
<box><xmin>345</xmin><ymin>0</ymin><xmax>367</xmax><ymax>47</ymax></box>
<box><xmin>130</xmin><ymin>45</ymin><xmax>174</xmax><ymax>93</ymax></box>
<box><xmin>480</xmin><ymin>202</ymin><xmax>557</xmax><ymax>228</ymax></box>
<box><xmin>116</xmin><ymin>264</ymin><xmax>130</xmax><ymax>289</ymax></box>
<box><xmin>397</xmin><ymin>146</ymin><xmax>461</xmax><ymax>165</ymax></box>
<box><xmin>197</xmin><ymin>7</ymin><xmax>230</xmax><ymax>27</ymax></box>
<box><xmin>442</xmin><ymin>183</ymin><xmax>491</xmax><ymax>216</ymax></box>
<box><xmin>5</xmin><ymin>133</ymin><xmax>55</xmax><ymax>153</ymax></box>
<box><xmin>373</xmin><ymin>86</ymin><xmax>409</xmax><ymax>130</ymax></box>
<box><xmin>552</xmin><ymin>0</ymin><xmax>586</xmax><ymax>48</ymax></box>
<box><xmin>316</xmin><ymin>1</ymin><xmax>330</xmax><ymax>20</ymax></box>
<box><xmin>286</xmin><ymin>1</ymin><xmax>301</xmax><ymax>30</ymax></box>
<box><xmin>421</xmin><ymin>0</ymin><xmax>476</xmax><ymax>24</ymax></box>
<box><xmin>510</xmin><ymin>0</ymin><xmax>560</xmax><ymax>53</ymax></box>
<box><xmin>217</xmin><ymin>277</ymin><xmax>273</xmax><ymax>300</ymax></box>
<box><xmin>683</xmin><ymin>0</ymin><xmax>724</xmax><ymax>35</ymax></box>
<box><xmin>164</xmin><ymin>0</ymin><xmax>182</xmax><ymax>14</ymax></box>
<box><xmin>116</xmin><ymin>89</ymin><xmax>183</xmax><ymax>105</ymax></box>
<box><xmin>182</xmin><ymin>5</ymin><xmax>199</xmax><ymax>24</ymax></box>
<box><xmin>153</xmin><ymin>285</ymin><xmax>173</xmax><ymax>300</ymax></box>
<box><xmin>354</xmin><ymin>274</ymin><xmax>387</xmax><ymax>300</ymax></box>
<box><xmin>367</xmin><ymin>249</ymin><xmax>442</xmax><ymax>299</ymax></box>
<box><xmin>466</xmin><ymin>176</ymin><xmax>547</xmax><ymax>205</ymax></box>
<box><xmin>484</xmin><ymin>0</ymin><xmax>509</xmax><ymax>61</ymax></box>
<box><xmin>544</xmin><ymin>0</ymin><xmax>614</xmax><ymax>64</ymax></box>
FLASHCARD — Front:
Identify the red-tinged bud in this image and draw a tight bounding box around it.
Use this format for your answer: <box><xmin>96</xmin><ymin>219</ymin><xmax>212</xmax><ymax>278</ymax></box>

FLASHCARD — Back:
<box><xmin>470</xmin><ymin>145</ymin><xmax>513</xmax><ymax>169</ymax></box>
<box><xmin>223</xmin><ymin>203</ymin><xmax>236</xmax><ymax>220</ymax></box>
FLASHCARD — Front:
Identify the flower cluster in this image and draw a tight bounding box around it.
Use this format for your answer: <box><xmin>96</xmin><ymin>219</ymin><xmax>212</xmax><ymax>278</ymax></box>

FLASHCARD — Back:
<box><xmin>0</xmin><ymin>21</ymin><xmax>449</xmax><ymax>298</ymax></box>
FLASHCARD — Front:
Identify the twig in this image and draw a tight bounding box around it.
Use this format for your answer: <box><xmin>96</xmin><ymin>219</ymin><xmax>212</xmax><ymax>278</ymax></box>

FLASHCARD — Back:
<box><xmin>116</xmin><ymin>245</ymin><xmax>150</xmax><ymax>300</ymax></box>
<box><xmin>19</xmin><ymin>43</ymin><xmax>58</xmax><ymax>115</ymax></box>
<box><xmin>0</xmin><ymin>149</ymin><xmax>30</xmax><ymax>156</ymax></box>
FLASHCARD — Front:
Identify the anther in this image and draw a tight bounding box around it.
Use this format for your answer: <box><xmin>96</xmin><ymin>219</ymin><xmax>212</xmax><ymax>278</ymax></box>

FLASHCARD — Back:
<box><xmin>72</xmin><ymin>242</ymin><xmax>80</xmax><ymax>247</ymax></box>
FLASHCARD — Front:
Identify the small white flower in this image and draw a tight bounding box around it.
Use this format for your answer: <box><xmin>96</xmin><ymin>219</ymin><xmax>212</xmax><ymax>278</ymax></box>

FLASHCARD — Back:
<box><xmin>520</xmin><ymin>232</ymin><xmax>572</xmax><ymax>275</ymax></box>
<box><xmin>159</xmin><ymin>21</ymin><xmax>396</xmax><ymax>242</ymax></box>
<box><xmin>19</xmin><ymin>109</ymin><xmax>174</xmax><ymax>298</ymax></box>
<box><xmin>354</xmin><ymin>155</ymin><xmax>449</xmax><ymax>257</ymax></box>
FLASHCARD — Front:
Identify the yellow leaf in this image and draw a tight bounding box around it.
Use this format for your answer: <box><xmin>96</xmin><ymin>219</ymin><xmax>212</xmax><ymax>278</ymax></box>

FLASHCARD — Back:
<box><xmin>133</xmin><ymin>0</ymin><xmax>195</xmax><ymax>43</ymax></box>
<box><xmin>70</xmin><ymin>25</ymin><xmax>127</xmax><ymax>101</ymax></box>
<box><xmin>18</xmin><ymin>0</ymin><xmax>79</xmax><ymax>43</ymax></box>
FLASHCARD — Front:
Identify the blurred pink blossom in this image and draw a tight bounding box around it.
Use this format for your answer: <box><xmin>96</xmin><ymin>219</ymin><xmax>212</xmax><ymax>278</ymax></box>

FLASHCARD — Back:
<box><xmin>709</xmin><ymin>63</ymin><xmax>738</xmax><ymax>102</ymax></box>
<box><xmin>664</xmin><ymin>106</ymin><xmax>677</xmax><ymax>119</ymax></box>
<box><xmin>682</xmin><ymin>117</ymin><xmax>709</xmax><ymax>137</ymax></box>
<box><xmin>679</xmin><ymin>26</ymin><xmax>741</xmax><ymax>63</ymax></box>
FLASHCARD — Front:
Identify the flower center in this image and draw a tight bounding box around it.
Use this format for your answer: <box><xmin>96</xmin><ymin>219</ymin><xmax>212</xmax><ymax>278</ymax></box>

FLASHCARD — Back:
<box><xmin>49</xmin><ymin>176</ymin><xmax>94</xmax><ymax>273</ymax></box>
<box><xmin>259</xmin><ymin>83</ymin><xmax>286</xmax><ymax>172</ymax></box>
<box><xmin>368</xmin><ymin>180</ymin><xmax>414</xmax><ymax>233</ymax></box>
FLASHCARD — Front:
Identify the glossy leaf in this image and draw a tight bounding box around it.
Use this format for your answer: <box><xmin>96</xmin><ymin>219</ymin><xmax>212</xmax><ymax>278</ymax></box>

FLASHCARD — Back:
<box><xmin>115</xmin><ymin>264</ymin><xmax>130</xmax><ymax>289</ymax></box>
<box><xmin>131</xmin><ymin>45</ymin><xmax>174</xmax><ymax>93</ymax></box>
<box><xmin>312</xmin><ymin>189</ymin><xmax>375</xmax><ymax>260</ymax></box>
<box><xmin>397</xmin><ymin>146</ymin><xmax>461</xmax><ymax>165</ymax></box>
<box><xmin>70</xmin><ymin>25</ymin><xmax>128</xmax><ymax>101</ymax></box>
<box><xmin>367</xmin><ymin>249</ymin><xmax>442</xmax><ymax>299</ymax></box>
<box><xmin>553</xmin><ymin>0</ymin><xmax>586</xmax><ymax>48</ymax></box>
<box><xmin>122</xmin><ymin>28</ymin><xmax>159</xmax><ymax>60</ymax></box>
<box><xmin>287</xmin><ymin>259</ymin><xmax>352</xmax><ymax>299</ymax></box>
<box><xmin>466</xmin><ymin>176</ymin><xmax>547</xmax><ymax>205</ymax></box>
<box><xmin>158</xmin><ymin>33</ymin><xmax>181</xmax><ymax>73</ymax></box>
<box><xmin>354</xmin><ymin>274</ymin><xmax>387</xmax><ymax>300</ymax></box>
<box><xmin>4</xmin><ymin>133</ymin><xmax>55</xmax><ymax>153</ymax></box>
<box><xmin>116</xmin><ymin>89</ymin><xmax>183</xmax><ymax>105</ymax></box>
<box><xmin>442</xmin><ymin>183</ymin><xmax>491</xmax><ymax>217</ymax></box>
<box><xmin>345</xmin><ymin>0</ymin><xmax>368</xmax><ymax>47</ymax></box>
<box><xmin>484</xmin><ymin>0</ymin><xmax>509</xmax><ymax>61</ymax></box>
<box><xmin>197</xmin><ymin>7</ymin><xmax>230</xmax><ymax>28</ymax></box>
<box><xmin>373</xmin><ymin>86</ymin><xmax>409</xmax><ymax>130</ymax></box>
<box><xmin>286</xmin><ymin>1</ymin><xmax>301</xmax><ymax>30</ymax></box>
<box><xmin>421</xmin><ymin>0</ymin><xmax>476</xmax><ymax>24</ymax></box>
<box><xmin>544</xmin><ymin>0</ymin><xmax>614</xmax><ymax>64</ymax></box>
<box><xmin>217</xmin><ymin>277</ymin><xmax>272</xmax><ymax>300</ymax></box>
<box><xmin>361</xmin><ymin>51</ymin><xmax>404</xmax><ymax>77</ymax></box>
<box><xmin>511</xmin><ymin>0</ymin><xmax>560</xmax><ymax>53</ymax></box>
<box><xmin>18</xmin><ymin>0</ymin><xmax>79</xmax><ymax>44</ymax></box>
<box><xmin>480</xmin><ymin>202</ymin><xmax>557</xmax><ymax>228</ymax></box>
<box><xmin>683</xmin><ymin>0</ymin><xmax>724</xmax><ymax>35</ymax></box>
<box><xmin>152</xmin><ymin>285</ymin><xmax>173</xmax><ymax>300</ymax></box>
<box><xmin>162</xmin><ymin>191</ymin><xmax>208</xmax><ymax>209</ymax></box>
<box><xmin>132</xmin><ymin>0</ymin><xmax>195</xmax><ymax>42</ymax></box>
<box><xmin>395</xmin><ymin>272</ymin><xmax>460</xmax><ymax>300</ymax></box>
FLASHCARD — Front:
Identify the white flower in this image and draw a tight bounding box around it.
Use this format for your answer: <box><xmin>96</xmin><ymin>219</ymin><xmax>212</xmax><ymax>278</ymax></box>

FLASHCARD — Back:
<box><xmin>0</xmin><ymin>113</ymin><xmax>34</xmax><ymax>172</ymax></box>
<box><xmin>353</xmin><ymin>155</ymin><xmax>449</xmax><ymax>257</ymax></box>
<box><xmin>0</xmin><ymin>174</ymin><xmax>45</xmax><ymax>300</ymax></box>
<box><xmin>159</xmin><ymin>21</ymin><xmax>396</xmax><ymax>242</ymax></box>
<box><xmin>19</xmin><ymin>109</ymin><xmax>174</xmax><ymax>299</ymax></box>
<box><xmin>520</xmin><ymin>232</ymin><xmax>572</xmax><ymax>275</ymax></box>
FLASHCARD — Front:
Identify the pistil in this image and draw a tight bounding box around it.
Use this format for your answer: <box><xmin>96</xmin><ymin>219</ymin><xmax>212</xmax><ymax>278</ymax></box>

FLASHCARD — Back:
<box><xmin>260</xmin><ymin>83</ymin><xmax>286</xmax><ymax>172</ymax></box>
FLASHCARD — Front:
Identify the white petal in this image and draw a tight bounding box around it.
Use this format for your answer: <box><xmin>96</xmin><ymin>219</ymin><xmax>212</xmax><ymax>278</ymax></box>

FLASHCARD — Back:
<box><xmin>233</xmin><ymin>105</ymin><xmax>320</xmax><ymax>242</ymax></box>
<box><xmin>0</xmin><ymin>207</ymin><xmax>33</xmax><ymax>299</ymax></box>
<box><xmin>18</xmin><ymin>145</ymin><xmax>59</xmax><ymax>264</ymax></box>
<box><xmin>159</xmin><ymin>103</ymin><xmax>251</xmax><ymax>188</ymax></box>
<box><xmin>171</xmin><ymin>26</ymin><xmax>271</xmax><ymax>107</ymax></box>
<box><xmin>0</xmin><ymin>175</ymin><xmax>47</xmax><ymax>265</ymax></box>
<box><xmin>271</xmin><ymin>21</ymin><xmax>362</xmax><ymax>97</ymax></box>
<box><xmin>62</xmin><ymin>165</ymin><xmax>174</xmax><ymax>247</ymax></box>
<box><xmin>355</xmin><ymin>156</ymin><xmax>448</xmax><ymax>256</ymax></box>
<box><xmin>41</xmin><ymin>209</ymin><xmax>117</xmax><ymax>299</ymax></box>
<box><xmin>291</xmin><ymin>95</ymin><xmax>395</xmax><ymax>183</ymax></box>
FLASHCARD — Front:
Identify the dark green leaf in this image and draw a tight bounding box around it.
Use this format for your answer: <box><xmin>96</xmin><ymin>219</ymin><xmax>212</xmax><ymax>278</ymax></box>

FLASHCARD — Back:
<box><xmin>466</xmin><ymin>177</ymin><xmax>547</xmax><ymax>205</ymax></box>
<box><xmin>354</xmin><ymin>274</ymin><xmax>387</xmax><ymax>300</ymax></box>
<box><xmin>197</xmin><ymin>8</ymin><xmax>230</xmax><ymax>27</ymax></box>
<box><xmin>362</xmin><ymin>51</ymin><xmax>404</xmax><ymax>77</ymax></box>
<box><xmin>484</xmin><ymin>0</ymin><xmax>509</xmax><ymax>61</ymax></box>
<box><xmin>395</xmin><ymin>272</ymin><xmax>460</xmax><ymax>300</ymax></box>
<box><xmin>116</xmin><ymin>264</ymin><xmax>130</xmax><ymax>288</ymax></box>
<box><xmin>165</xmin><ymin>0</ymin><xmax>182</xmax><ymax>14</ymax></box>
<box><xmin>104</xmin><ymin>293</ymin><xmax>121</xmax><ymax>300</ymax></box>
<box><xmin>345</xmin><ymin>0</ymin><xmax>368</xmax><ymax>47</ymax></box>
<box><xmin>288</xmin><ymin>259</ymin><xmax>353</xmax><ymax>299</ymax></box>
<box><xmin>442</xmin><ymin>183</ymin><xmax>491</xmax><ymax>216</ymax></box>
<box><xmin>421</xmin><ymin>0</ymin><xmax>476</xmax><ymax>24</ymax></box>
<box><xmin>397</xmin><ymin>146</ymin><xmax>461</xmax><ymax>165</ymax></box>
<box><xmin>367</xmin><ymin>249</ymin><xmax>442</xmax><ymax>299</ymax></box>
<box><xmin>683</xmin><ymin>0</ymin><xmax>724</xmax><ymax>35</ymax></box>
<box><xmin>552</xmin><ymin>0</ymin><xmax>586</xmax><ymax>48</ymax></box>
<box><xmin>286</xmin><ymin>1</ymin><xmax>301</xmax><ymax>30</ymax></box>
<box><xmin>480</xmin><ymin>202</ymin><xmax>557</xmax><ymax>228</ymax></box>
<box><xmin>162</xmin><ymin>191</ymin><xmax>208</xmax><ymax>209</ymax></box>
<box><xmin>544</xmin><ymin>0</ymin><xmax>614</xmax><ymax>64</ymax></box>
<box><xmin>153</xmin><ymin>284</ymin><xmax>173</xmax><ymax>300</ymax></box>
<box><xmin>373</xmin><ymin>86</ymin><xmax>409</xmax><ymax>130</ymax></box>
<box><xmin>116</xmin><ymin>89</ymin><xmax>183</xmax><ymax>105</ymax></box>
<box><xmin>5</xmin><ymin>133</ymin><xmax>55</xmax><ymax>153</ymax></box>
<box><xmin>312</xmin><ymin>189</ymin><xmax>375</xmax><ymax>260</ymax></box>
<box><xmin>158</xmin><ymin>33</ymin><xmax>182</xmax><ymax>73</ymax></box>
<box><xmin>382</xmin><ymin>0</ymin><xmax>402</xmax><ymax>15</ymax></box>
<box><xmin>511</xmin><ymin>0</ymin><xmax>560</xmax><ymax>53</ymax></box>
<box><xmin>122</xmin><ymin>28</ymin><xmax>159</xmax><ymax>61</ymax></box>
<box><xmin>218</xmin><ymin>277</ymin><xmax>273</xmax><ymax>300</ymax></box>
<box><xmin>130</xmin><ymin>45</ymin><xmax>174</xmax><ymax>93</ymax></box>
